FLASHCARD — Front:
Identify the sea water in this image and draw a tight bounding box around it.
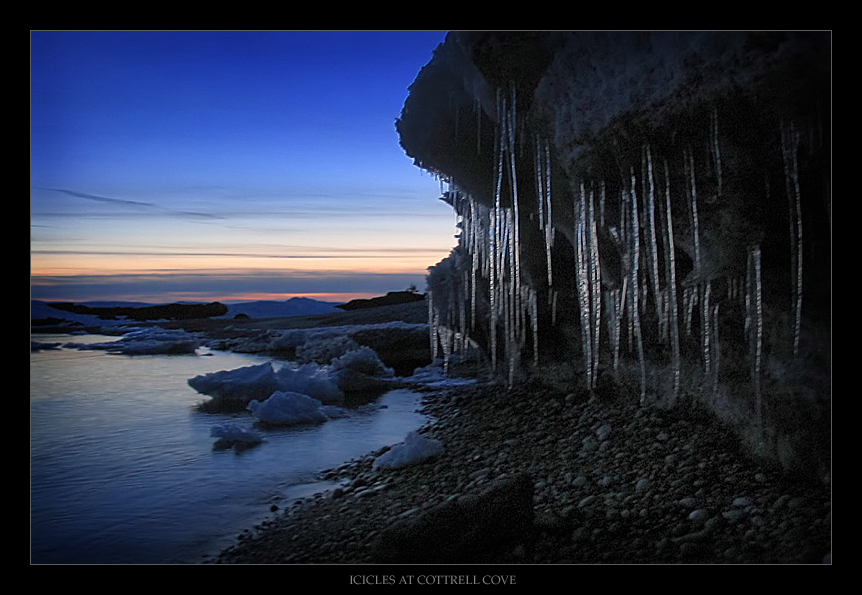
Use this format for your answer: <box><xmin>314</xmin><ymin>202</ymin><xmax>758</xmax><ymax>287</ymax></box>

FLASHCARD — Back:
<box><xmin>30</xmin><ymin>333</ymin><xmax>428</xmax><ymax>564</ymax></box>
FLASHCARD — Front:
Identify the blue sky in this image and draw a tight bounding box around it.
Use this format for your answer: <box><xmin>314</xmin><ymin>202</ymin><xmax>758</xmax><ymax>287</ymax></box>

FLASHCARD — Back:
<box><xmin>30</xmin><ymin>30</ymin><xmax>456</xmax><ymax>304</ymax></box>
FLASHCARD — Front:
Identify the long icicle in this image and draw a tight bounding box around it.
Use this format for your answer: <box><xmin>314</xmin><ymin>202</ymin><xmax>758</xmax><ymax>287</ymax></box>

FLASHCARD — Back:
<box><xmin>643</xmin><ymin>145</ymin><xmax>663</xmax><ymax>340</ymax></box>
<box><xmin>746</xmin><ymin>245</ymin><xmax>763</xmax><ymax>426</ymax></box>
<box><xmin>663</xmin><ymin>159</ymin><xmax>681</xmax><ymax>399</ymax></box>
<box><xmin>489</xmin><ymin>90</ymin><xmax>504</xmax><ymax>372</ymax></box>
<box><xmin>711</xmin><ymin>106</ymin><xmax>723</xmax><ymax>198</ymax></box>
<box><xmin>627</xmin><ymin>169</ymin><xmax>646</xmax><ymax>402</ymax></box>
<box><xmin>782</xmin><ymin>122</ymin><xmax>803</xmax><ymax>357</ymax></box>
<box><xmin>535</xmin><ymin>136</ymin><xmax>554</xmax><ymax>287</ymax></box>
<box><xmin>507</xmin><ymin>85</ymin><xmax>522</xmax><ymax>384</ymax></box>
<box><xmin>588</xmin><ymin>185</ymin><xmax>602</xmax><ymax>386</ymax></box>
<box><xmin>685</xmin><ymin>147</ymin><xmax>702</xmax><ymax>274</ymax></box>
<box><xmin>575</xmin><ymin>182</ymin><xmax>594</xmax><ymax>389</ymax></box>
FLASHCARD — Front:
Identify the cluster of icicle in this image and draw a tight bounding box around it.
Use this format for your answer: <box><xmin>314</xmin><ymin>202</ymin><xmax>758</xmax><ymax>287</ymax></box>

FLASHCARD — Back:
<box><xmin>427</xmin><ymin>94</ymin><xmax>804</xmax><ymax>421</ymax></box>
<box><xmin>428</xmin><ymin>87</ymin><xmax>539</xmax><ymax>387</ymax></box>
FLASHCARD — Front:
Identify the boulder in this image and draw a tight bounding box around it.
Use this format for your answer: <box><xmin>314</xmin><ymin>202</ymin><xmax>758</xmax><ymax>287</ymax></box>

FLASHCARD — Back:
<box><xmin>370</xmin><ymin>473</ymin><xmax>534</xmax><ymax>564</ymax></box>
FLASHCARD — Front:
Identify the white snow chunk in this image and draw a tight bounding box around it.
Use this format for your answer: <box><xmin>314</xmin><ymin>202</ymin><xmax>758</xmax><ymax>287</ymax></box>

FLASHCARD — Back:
<box><xmin>273</xmin><ymin>362</ymin><xmax>344</xmax><ymax>404</ymax></box>
<box><xmin>296</xmin><ymin>333</ymin><xmax>359</xmax><ymax>363</ymax></box>
<box><xmin>247</xmin><ymin>391</ymin><xmax>336</xmax><ymax>426</ymax></box>
<box><xmin>73</xmin><ymin>327</ymin><xmax>202</xmax><ymax>355</ymax></box>
<box><xmin>210</xmin><ymin>423</ymin><xmax>263</xmax><ymax>444</ymax></box>
<box><xmin>372</xmin><ymin>431</ymin><xmax>444</xmax><ymax>470</ymax></box>
<box><xmin>331</xmin><ymin>346</ymin><xmax>394</xmax><ymax>377</ymax></box>
<box><xmin>189</xmin><ymin>361</ymin><xmax>346</xmax><ymax>405</ymax></box>
<box><xmin>188</xmin><ymin>362</ymin><xmax>281</xmax><ymax>402</ymax></box>
<box><xmin>404</xmin><ymin>360</ymin><xmax>478</xmax><ymax>388</ymax></box>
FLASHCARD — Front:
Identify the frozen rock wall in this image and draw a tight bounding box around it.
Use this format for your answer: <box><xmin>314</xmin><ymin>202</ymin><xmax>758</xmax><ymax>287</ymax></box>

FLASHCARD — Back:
<box><xmin>397</xmin><ymin>31</ymin><xmax>830</xmax><ymax>480</ymax></box>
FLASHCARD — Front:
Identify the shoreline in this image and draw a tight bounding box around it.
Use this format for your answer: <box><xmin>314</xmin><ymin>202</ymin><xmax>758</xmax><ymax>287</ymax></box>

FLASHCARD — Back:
<box><xmin>210</xmin><ymin>374</ymin><xmax>831</xmax><ymax>565</ymax></box>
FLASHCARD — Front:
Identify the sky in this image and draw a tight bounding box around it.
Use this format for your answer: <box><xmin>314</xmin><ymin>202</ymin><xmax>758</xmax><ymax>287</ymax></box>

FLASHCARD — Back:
<box><xmin>30</xmin><ymin>30</ymin><xmax>457</xmax><ymax>304</ymax></box>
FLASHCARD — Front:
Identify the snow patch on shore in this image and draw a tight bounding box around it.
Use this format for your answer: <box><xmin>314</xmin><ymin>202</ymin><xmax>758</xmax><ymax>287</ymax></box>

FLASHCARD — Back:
<box><xmin>67</xmin><ymin>327</ymin><xmax>204</xmax><ymax>355</ymax></box>
<box><xmin>372</xmin><ymin>431</ymin><xmax>444</xmax><ymax>469</ymax></box>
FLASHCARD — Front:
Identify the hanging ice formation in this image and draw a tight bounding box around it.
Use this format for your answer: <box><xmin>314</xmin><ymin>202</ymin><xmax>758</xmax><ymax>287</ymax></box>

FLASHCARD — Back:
<box><xmin>425</xmin><ymin>97</ymin><xmax>807</xmax><ymax>420</ymax></box>
<box><xmin>746</xmin><ymin>245</ymin><xmax>763</xmax><ymax>425</ymax></box>
<box><xmin>782</xmin><ymin>121</ymin><xmax>803</xmax><ymax>358</ymax></box>
<box><xmin>535</xmin><ymin>135</ymin><xmax>554</xmax><ymax>287</ymax></box>
<box><xmin>574</xmin><ymin>181</ymin><xmax>602</xmax><ymax>390</ymax></box>
<box><xmin>623</xmin><ymin>170</ymin><xmax>646</xmax><ymax>401</ymax></box>
<box><xmin>427</xmin><ymin>87</ymin><xmax>539</xmax><ymax>385</ymax></box>
<box><xmin>661</xmin><ymin>158</ymin><xmax>682</xmax><ymax>397</ymax></box>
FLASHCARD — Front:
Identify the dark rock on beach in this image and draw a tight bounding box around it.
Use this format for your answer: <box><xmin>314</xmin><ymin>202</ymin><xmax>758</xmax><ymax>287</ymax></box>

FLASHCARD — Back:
<box><xmin>370</xmin><ymin>473</ymin><xmax>535</xmax><ymax>564</ymax></box>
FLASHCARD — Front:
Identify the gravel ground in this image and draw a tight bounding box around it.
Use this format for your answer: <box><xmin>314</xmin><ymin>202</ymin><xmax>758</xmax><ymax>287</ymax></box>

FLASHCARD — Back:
<box><xmin>212</xmin><ymin>378</ymin><xmax>831</xmax><ymax>566</ymax></box>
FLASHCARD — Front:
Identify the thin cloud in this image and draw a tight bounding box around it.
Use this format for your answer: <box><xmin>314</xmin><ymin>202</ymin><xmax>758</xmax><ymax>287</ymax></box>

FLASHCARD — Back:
<box><xmin>45</xmin><ymin>188</ymin><xmax>223</xmax><ymax>220</ymax></box>
<box><xmin>49</xmin><ymin>188</ymin><xmax>156</xmax><ymax>208</ymax></box>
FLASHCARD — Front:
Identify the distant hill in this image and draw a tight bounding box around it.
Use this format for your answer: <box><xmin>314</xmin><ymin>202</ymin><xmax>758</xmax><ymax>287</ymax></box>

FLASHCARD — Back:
<box><xmin>220</xmin><ymin>298</ymin><xmax>342</xmax><ymax>319</ymax></box>
<box><xmin>30</xmin><ymin>297</ymin><xmax>343</xmax><ymax>328</ymax></box>
<box><xmin>336</xmin><ymin>291</ymin><xmax>425</xmax><ymax>311</ymax></box>
<box><xmin>39</xmin><ymin>301</ymin><xmax>229</xmax><ymax>322</ymax></box>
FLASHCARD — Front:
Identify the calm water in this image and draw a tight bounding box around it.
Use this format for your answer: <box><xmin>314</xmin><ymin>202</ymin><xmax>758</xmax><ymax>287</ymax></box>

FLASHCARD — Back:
<box><xmin>30</xmin><ymin>333</ymin><xmax>429</xmax><ymax>564</ymax></box>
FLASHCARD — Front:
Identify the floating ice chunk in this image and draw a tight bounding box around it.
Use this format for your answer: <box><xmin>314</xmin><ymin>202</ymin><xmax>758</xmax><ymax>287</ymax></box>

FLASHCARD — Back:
<box><xmin>247</xmin><ymin>391</ymin><xmax>332</xmax><ymax>426</ymax></box>
<box><xmin>189</xmin><ymin>362</ymin><xmax>280</xmax><ymax>402</ymax></box>
<box><xmin>274</xmin><ymin>362</ymin><xmax>344</xmax><ymax>404</ymax></box>
<box><xmin>372</xmin><ymin>431</ymin><xmax>444</xmax><ymax>470</ymax></box>
<box><xmin>210</xmin><ymin>423</ymin><xmax>263</xmax><ymax>445</ymax></box>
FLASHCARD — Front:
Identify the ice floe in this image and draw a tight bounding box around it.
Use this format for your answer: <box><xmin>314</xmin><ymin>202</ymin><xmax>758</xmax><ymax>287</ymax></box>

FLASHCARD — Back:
<box><xmin>247</xmin><ymin>391</ymin><xmax>345</xmax><ymax>426</ymax></box>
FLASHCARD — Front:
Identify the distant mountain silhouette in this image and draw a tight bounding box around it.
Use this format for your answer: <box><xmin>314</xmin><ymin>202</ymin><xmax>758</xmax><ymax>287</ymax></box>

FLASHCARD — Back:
<box><xmin>45</xmin><ymin>301</ymin><xmax>229</xmax><ymax>321</ymax></box>
<box><xmin>336</xmin><ymin>291</ymin><xmax>425</xmax><ymax>311</ymax></box>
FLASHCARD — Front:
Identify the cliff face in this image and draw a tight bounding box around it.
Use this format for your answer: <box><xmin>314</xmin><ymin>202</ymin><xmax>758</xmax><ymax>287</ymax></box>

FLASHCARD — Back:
<box><xmin>397</xmin><ymin>31</ymin><xmax>831</xmax><ymax>480</ymax></box>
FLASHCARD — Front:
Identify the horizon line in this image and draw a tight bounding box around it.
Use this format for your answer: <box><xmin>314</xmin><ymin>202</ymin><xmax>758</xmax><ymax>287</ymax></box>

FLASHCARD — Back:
<box><xmin>30</xmin><ymin>290</ymin><xmax>423</xmax><ymax>306</ymax></box>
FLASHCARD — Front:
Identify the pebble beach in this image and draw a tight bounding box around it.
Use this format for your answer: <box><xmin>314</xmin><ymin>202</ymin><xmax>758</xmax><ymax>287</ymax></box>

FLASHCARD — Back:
<box><xmin>211</xmin><ymin>374</ymin><xmax>831</xmax><ymax>565</ymax></box>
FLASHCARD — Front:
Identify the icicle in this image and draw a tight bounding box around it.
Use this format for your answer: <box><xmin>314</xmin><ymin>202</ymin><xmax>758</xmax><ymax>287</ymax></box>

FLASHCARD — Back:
<box><xmin>488</xmin><ymin>90</ymin><xmax>505</xmax><ymax>372</ymax></box>
<box><xmin>459</xmin><ymin>267</ymin><xmax>468</xmax><ymax>353</ymax></box>
<box><xmin>711</xmin><ymin>301</ymin><xmax>721</xmax><ymax>403</ymax></box>
<box><xmin>588</xmin><ymin>185</ymin><xmax>602</xmax><ymax>386</ymax></box>
<box><xmin>599</xmin><ymin>180</ymin><xmax>607</xmax><ymax>228</ymax></box>
<box><xmin>685</xmin><ymin>147</ymin><xmax>702</xmax><ymax>275</ymax></box>
<box><xmin>469</xmin><ymin>199</ymin><xmax>478</xmax><ymax>330</ymax></box>
<box><xmin>428</xmin><ymin>288</ymin><xmax>437</xmax><ymax>360</ymax></box>
<box><xmin>626</xmin><ymin>169</ymin><xmax>646</xmax><ymax>403</ymax></box>
<box><xmin>662</xmin><ymin>159</ymin><xmax>681</xmax><ymax>398</ymax></box>
<box><xmin>573</xmin><ymin>180</ymin><xmax>603</xmax><ymax>390</ymax></box>
<box><xmin>506</xmin><ymin>209</ymin><xmax>519</xmax><ymax>387</ymax></box>
<box><xmin>782</xmin><ymin>122</ymin><xmax>803</xmax><ymax>357</ymax></box>
<box><xmin>551</xmin><ymin>289</ymin><xmax>558</xmax><ymax>326</ymax></box>
<box><xmin>529</xmin><ymin>287</ymin><xmax>539</xmax><ymax>366</ymax></box>
<box><xmin>575</xmin><ymin>182</ymin><xmax>594</xmax><ymax>389</ymax></box>
<box><xmin>506</xmin><ymin>87</ymin><xmax>522</xmax><ymax>334</ymax></box>
<box><xmin>605</xmin><ymin>288</ymin><xmax>623</xmax><ymax>373</ymax></box>
<box><xmin>441</xmin><ymin>325</ymin><xmax>452</xmax><ymax>374</ymax></box>
<box><xmin>535</xmin><ymin>137</ymin><xmax>546</xmax><ymax>233</ymax></box>
<box><xmin>683</xmin><ymin>286</ymin><xmax>697</xmax><ymax>336</ymax></box>
<box><xmin>711</xmin><ymin>106</ymin><xmax>723</xmax><ymax>198</ymax></box>
<box><xmin>746</xmin><ymin>245</ymin><xmax>763</xmax><ymax>426</ymax></box>
<box><xmin>643</xmin><ymin>145</ymin><xmax>663</xmax><ymax>340</ymax></box>
<box><xmin>701</xmin><ymin>280</ymin><xmax>712</xmax><ymax>379</ymax></box>
<box><xmin>535</xmin><ymin>136</ymin><xmax>554</xmax><ymax>287</ymax></box>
